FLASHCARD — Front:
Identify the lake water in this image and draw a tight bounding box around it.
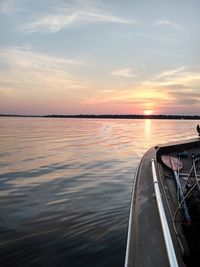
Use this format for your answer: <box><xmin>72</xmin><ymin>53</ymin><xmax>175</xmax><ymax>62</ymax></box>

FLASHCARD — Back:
<box><xmin>0</xmin><ymin>118</ymin><xmax>199</xmax><ymax>267</ymax></box>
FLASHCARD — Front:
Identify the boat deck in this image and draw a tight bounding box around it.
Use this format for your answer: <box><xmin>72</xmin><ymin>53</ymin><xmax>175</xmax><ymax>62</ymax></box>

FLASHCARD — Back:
<box><xmin>125</xmin><ymin>138</ymin><xmax>200</xmax><ymax>267</ymax></box>
<box><xmin>158</xmin><ymin>145</ymin><xmax>200</xmax><ymax>267</ymax></box>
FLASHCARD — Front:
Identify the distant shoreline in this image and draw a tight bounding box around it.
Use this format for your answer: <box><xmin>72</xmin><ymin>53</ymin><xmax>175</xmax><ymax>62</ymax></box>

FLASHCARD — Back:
<box><xmin>1</xmin><ymin>114</ymin><xmax>200</xmax><ymax>120</ymax></box>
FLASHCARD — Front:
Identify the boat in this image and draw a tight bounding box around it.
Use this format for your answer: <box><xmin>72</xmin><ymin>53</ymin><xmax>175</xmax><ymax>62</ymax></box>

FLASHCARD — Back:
<box><xmin>125</xmin><ymin>126</ymin><xmax>200</xmax><ymax>267</ymax></box>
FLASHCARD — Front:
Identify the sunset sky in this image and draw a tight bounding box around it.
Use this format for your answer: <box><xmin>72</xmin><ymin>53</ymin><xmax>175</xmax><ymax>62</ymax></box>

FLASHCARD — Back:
<box><xmin>0</xmin><ymin>0</ymin><xmax>200</xmax><ymax>115</ymax></box>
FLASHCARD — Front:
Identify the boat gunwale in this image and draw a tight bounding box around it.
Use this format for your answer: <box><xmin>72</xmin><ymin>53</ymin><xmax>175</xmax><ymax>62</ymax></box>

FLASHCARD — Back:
<box><xmin>125</xmin><ymin>137</ymin><xmax>200</xmax><ymax>267</ymax></box>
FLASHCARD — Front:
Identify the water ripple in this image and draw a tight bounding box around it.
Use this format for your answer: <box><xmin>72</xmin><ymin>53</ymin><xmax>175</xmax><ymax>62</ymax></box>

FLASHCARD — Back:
<box><xmin>0</xmin><ymin>118</ymin><xmax>198</xmax><ymax>267</ymax></box>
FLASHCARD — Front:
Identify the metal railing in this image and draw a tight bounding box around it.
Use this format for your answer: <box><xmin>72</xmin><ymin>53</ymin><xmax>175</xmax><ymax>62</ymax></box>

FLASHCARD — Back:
<box><xmin>151</xmin><ymin>159</ymin><xmax>179</xmax><ymax>267</ymax></box>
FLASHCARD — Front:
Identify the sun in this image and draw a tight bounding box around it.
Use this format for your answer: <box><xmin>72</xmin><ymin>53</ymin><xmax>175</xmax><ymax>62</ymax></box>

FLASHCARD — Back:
<box><xmin>144</xmin><ymin>110</ymin><xmax>153</xmax><ymax>115</ymax></box>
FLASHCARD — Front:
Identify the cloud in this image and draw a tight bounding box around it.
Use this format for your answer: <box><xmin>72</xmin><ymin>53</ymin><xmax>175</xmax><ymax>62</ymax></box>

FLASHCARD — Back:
<box><xmin>0</xmin><ymin>46</ymin><xmax>102</xmax><ymax>113</ymax></box>
<box><xmin>155</xmin><ymin>20</ymin><xmax>184</xmax><ymax>32</ymax></box>
<box><xmin>23</xmin><ymin>10</ymin><xmax>134</xmax><ymax>33</ymax></box>
<box><xmin>82</xmin><ymin>82</ymin><xmax>168</xmax><ymax>108</ymax></box>
<box><xmin>142</xmin><ymin>66</ymin><xmax>200</xmax><ymax>88</ymax></box>
<box><xmin>0</xmin><ymin>46</ymin><xmax>88</xmax><ymax>99</ymax></box>
<box><xmin>111</xmin><ymin>68</ymin><xmax>137</xmax><ymax>78</ymax></box>
<box><xmin>152</xmin><ymin>66</ymin><xmax>186</xmax><ymax>81</ymax></box>
<box><xmin>138</xmin><ymin>66</ymin><xmax>200</xmax><ymax>113</ymax></box>
<box><xmin>171</xmin><ymin>92</ymin><xmax>200</xmax><ymax>105</ymax></box>
<box><xmin>0</xmin><ymin>46</ymin><xmax>83</xmax><ymax>69</ymax></box>
<box><xmin>142</xmin><ymin>67</ymin><xmax>200</xmax><ymax>106</ymax></box>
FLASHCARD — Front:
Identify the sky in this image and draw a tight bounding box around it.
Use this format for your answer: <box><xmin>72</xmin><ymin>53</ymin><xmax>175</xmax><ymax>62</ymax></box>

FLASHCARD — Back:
<box><xmin>0</xmin><ymin>0</ymin><xmax>200</xmax><ymax>115</ymax></box>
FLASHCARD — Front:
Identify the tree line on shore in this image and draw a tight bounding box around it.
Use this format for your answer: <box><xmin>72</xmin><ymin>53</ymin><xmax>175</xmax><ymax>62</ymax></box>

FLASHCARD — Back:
<box><xmin>44</xmin><ymin>114</ymin><xmax>200</xmax><ymax>120</ymax></box>
<box><xmin>1</xmin><ymin>114</ymin><xmax>200</xmax><ymax>120</ymax></box>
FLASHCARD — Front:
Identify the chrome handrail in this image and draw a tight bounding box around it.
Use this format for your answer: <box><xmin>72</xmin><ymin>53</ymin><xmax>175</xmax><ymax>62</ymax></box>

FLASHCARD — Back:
<box><xmin>151</xmin><ymin>159</ymin><xmax>179</xmax><ymax>267</ymax></box>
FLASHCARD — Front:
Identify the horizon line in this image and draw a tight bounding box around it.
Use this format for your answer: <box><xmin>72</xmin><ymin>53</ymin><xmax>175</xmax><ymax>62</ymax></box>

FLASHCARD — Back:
<box><xmin>1</xmin><ymin>113</ymin><xmax>200</xmax><ymax>119</ymax></box>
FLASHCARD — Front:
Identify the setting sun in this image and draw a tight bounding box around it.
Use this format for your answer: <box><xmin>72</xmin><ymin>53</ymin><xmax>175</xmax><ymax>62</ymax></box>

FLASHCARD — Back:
<box><xmin>144</xmin><ymin>110</ymin><xmax>153</xmax><ymax>115</ymax></box>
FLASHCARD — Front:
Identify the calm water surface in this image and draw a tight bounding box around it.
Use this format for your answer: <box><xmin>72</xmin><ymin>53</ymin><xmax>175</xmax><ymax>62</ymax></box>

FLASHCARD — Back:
<box><xmin>0</xmin><ymin>118</ymin><xmax>198</xmax><ymax>267</ymax></box>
